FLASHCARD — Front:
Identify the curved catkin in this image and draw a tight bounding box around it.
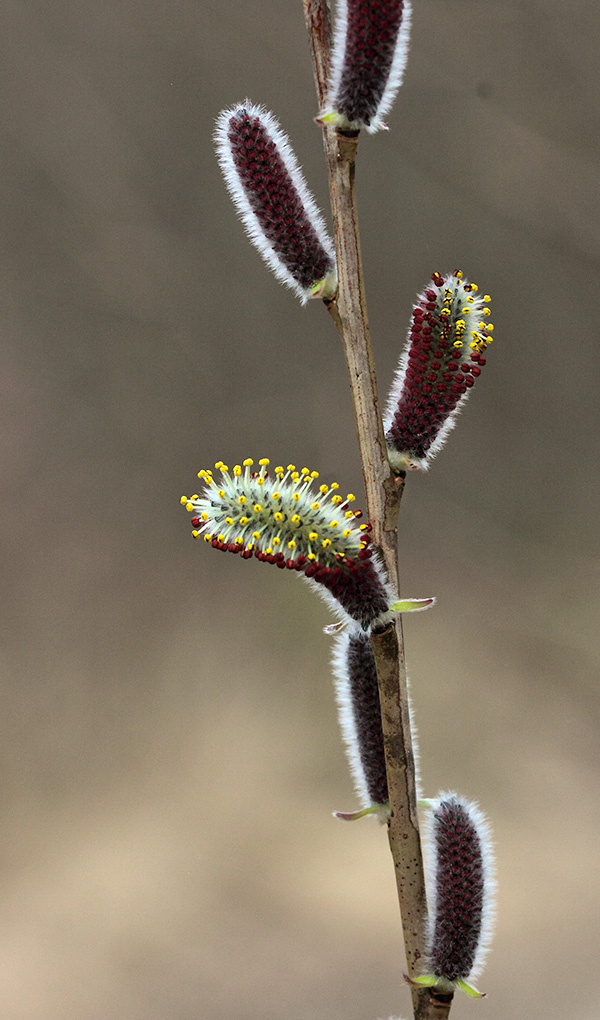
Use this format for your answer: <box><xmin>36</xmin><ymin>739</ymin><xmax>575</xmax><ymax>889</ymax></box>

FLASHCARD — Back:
<box><xmin>215</xmin><ymin>102</ymin><xmax>336</xmax><ymax>301</ymax></box>
<box><xmin>384</xmin><ymin>271</ymin><xmax>494</xmax><ymax>471</ymax></box>
<box><xmin>322</xmin><ymin>0</ymin><xmax>412</xmax><ymax>132</ymax></box>
<box><xmin>182</xmin><ymin>458</ymin><xmax>395</xmax><ymax>631</ymax></box>
<box><xmin>332</xmin><ymin>629</ymin><xmax>388</xmax><ymax>808</ymax></box>
<box><xmin>424</xmin><ymin>793</ymin><xmax>496</xmax><ymax>987</ymax></box>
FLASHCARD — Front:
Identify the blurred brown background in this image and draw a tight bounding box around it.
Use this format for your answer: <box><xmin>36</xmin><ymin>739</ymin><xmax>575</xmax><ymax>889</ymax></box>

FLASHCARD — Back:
<box><xmin>1</xmin><ymin>2</ymin><xmax>599</xmax><ymax>1018</ymax></box>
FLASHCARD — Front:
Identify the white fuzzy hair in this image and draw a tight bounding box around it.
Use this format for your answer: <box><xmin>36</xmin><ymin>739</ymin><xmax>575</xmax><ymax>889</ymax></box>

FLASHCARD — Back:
<box><xmin>330</xmin><ymin>627</ymin><xmax>372</xmax><ymax>807</ymax></box>
<box><xmin>422</xmin><ymin>792</ymin><xmax>497</xmax><ymax>982</ymax></box>
<box><xmin>214</xmin><ymin>101</ymin><xmax>336</xmax><ymax>302</ymax></box>
<box><xmin>325</xmin><ymin>0</ymin><xmax>412</xmax><ymax>133</ymax></box>
<box><xmin>330</xmin><ymin>627</ymin><xmax>422</xmax><ymax>810</ymax></box>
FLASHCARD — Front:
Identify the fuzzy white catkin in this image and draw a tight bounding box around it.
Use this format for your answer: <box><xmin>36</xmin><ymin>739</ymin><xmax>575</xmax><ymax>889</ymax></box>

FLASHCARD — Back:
<box><xmin>323</xmin><ymin>0</ymin><xmax>412</xmax><ymax>132</ymax></box>
<box><xmin>423</xmin><ymin>793</ymin><xmax>496</xmax><ymax>984</ymax></box>
<box><xmin>215</xmin><ymin>101</ymin><xmax>336</xmax><ymax>301</ymax></box>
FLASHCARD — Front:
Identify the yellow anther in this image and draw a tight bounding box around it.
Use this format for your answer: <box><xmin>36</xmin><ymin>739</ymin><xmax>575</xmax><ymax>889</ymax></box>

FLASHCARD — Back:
<box><xmin>214</xmin><ymin>461</ymin><xmax>223</xmax><ymax>469</ymax></box>
<box><xmin>271</xmin><ymin>492</ymin><xmax>280</xmax><ymax>501</ymax></box>
<box><xmin>185</xmin><ymin>502</ymin><xmax>194</xmax><ymax>512</ymax></box>
<box><xmin>204</xmin><ymin>533</ymin><xmax>212</xmax><ymax>542</ymax></box>
<box><xmin>220</xmin><ymin>464</ymin><xmax>228</xmax><ymax>473</ymax></box>
<box><xmin>218</xmin><ymin>489</ymin><xmax>226</xmax><ymax>498</ymax></box>
<box><xmin>440</xmin><ymin>308</ymin><xmax>450</xmax><ymax>317</ymax></box>
<box><xmin>471</xmin><ymin>284</ymin><xmax>478</xmax><ymax>292</ymax></box>
<box><xmin>330</xmin><ymin>483</ymin><xmax>339</xmax><ymax>491</ymax></box>
<box><xmin>343</xmin><ymin>529</ymin><xmax>352</xmax><ymax>537</ymax></box>
<box><xmin>322</xmin><ymin>538</ymin><xmax>331</xmax><ymax>549</ymax></box>
<box><xmin>346</xmin><ymin>494</ymin><xmax>355</xmax><ymax>502</ymax></box>
<box><xmin>331</xmin><ymin>495</ymin><xmax>342</xmax><ymax>505</ymax></box>
<box><xmin>247</xmin><ymin>542</ymin><xmax>254</xmax><ymax>551</ymax></box>
<box><xmin>180</xmin><ymin>495</ymin><xmax>188</xmax><ymax>505</ymax></box>
<box><xmin>189</xmin><ymin>494</ymin><xmax>198</xmax><ymax>501</ymax></box>
<box><xmin>291</xmin><ymin>472</ymin><xmax>300</xmax><ymax>481</ymax></box>
<box><xmin>359</xmin><ymin>524</ymin><xmax>369</xmax><ymax>531</ymax></box>
<box><xmin>330</xmin><ymin>521</ymin><xmax>338</xmax><ymax>529</ymax></box>
<box><xmin>217</xmin><ymin>534</ymin><xmax>226</xmax><ymax>543</ymax></box>
<box><xmin>453</xmin><ymin>340</ymin><xmax>463</xmax><ymax>348</ymax></box>
<box><xmin>235</xmin><ymin>536</ymin><xmax>243</xmax><ymax>545</ymax></box>
<box><xmin>274</xmin><ymin>512</ymin><xmax>283</xmax><ymax>522</ymax></box>
<box><xmin>311</xmin><ymin>502</ymin><xmax>320</xmax><ymax>510</ymax></box>
<box><xmin>265</xmin><ymin>547</ymin><xmax>272</xmax><ymax>555</ymax></box>
<box><xmin>201</xmin><ymin>513</ymin><xmax>208</xmax><ymax>521</ymax></box>
<box><xmin>252</xmin><ymin>531</ymin><xmax>261</xmax><ymax>540</ymax></box>
<box><xmin>253</xmin><ymin>504</ymin><xmax>262</xmax><ymax>513</ymax></box>
<box><xmin>482</xmin><ymin>308</ymin><xmax>491</xmax><ymax>317</ymax></box>
<box><xmin>256</xmin><ymin>478</ymin><xmax>264</xmax><ymax>486</ymax></box>
<box><xmin>308</xmin><ymin>553</ymin><xmax>316</xmax><ymax>561</ymax></box>
<box><xmin>287</xmin><ymin>464</ymin><xmax>295</xmax><ymax>472</ymax></box>
<box><xmin>243</xmin><ymin>458</ymin><xmax>254</xmax><ymax>467</ymax></box>
<box><xmin>237</xmin><ymin>496</ymin><xmax>246</xmax><ymax>506</ymax></box>
<box><xmin>292</xmin><ymin>493</ymin><xmax>300</xmax><ymax>502</ymax></box>
<box><xmin>240</xmin><ymin>516</ymin><xmax>248</xmax><ymax>525</ymax></box>
<box><xmin>487</xmin><ymin>323</ymin><xmax>494</xmax><ymax>332</ymax></box>
<box><xmin>311</xmin><ymin>471</ymin><xmax>319</xmax><ymax>479</ymax></box>
<box><xmin>483</xmin><ymin>295</ymin><xmax>491</xmax><ymax>303</ymax></box>
<box><xmin>319</xmin><ymin>484</ymin><xmax>329</xmax><ymax>494</ymax></box>
<box><xmin>345</xmin><ymin>511</ymin><xmax>355</xmax><ymax>519</ymax></box>
<box><xmin>273</xmin><ymin>538</ymin><xmax>281</xmax><ymax>546</ymax></box>
<box><xmin>469</xmin><ymin>341</ymin><xmax>479</xmax><ymax>350</ymax></box>
<box><xmin>258</xmin><ymin>458</ymin><xmax>270</xmax><ymax>466</ymax></box>
<box><xmin>288</xmin><ymin>540</ymin><xmax>296</xmax><ymax>550</ymax></box>
<box><xmin>275</xmin><ymin>466</ymin><xmax>284</xmax><ymax>474</ymax></box>
<box><xmin>225</xmin><ymin>517</ymin><xmax>234</xmax><ymax>526</ymax></box>
<box><xmin>301</xmin><ymin>467</ymin><xmax>310</xmax><ymax>475</ymax></box>
<box><xmin>455</xmin><ymin>270</ymin><xmax>463</xmax><ymax>279</ymax></box>
<box><xmin>192</xmin><ymin>530</ymin><xmax>200</xmax><ymax>539</ymax></box>
<box><xmin>308</xmin><ymin>532</ymin><xmax>318</xmax><ymax>541</ymax></box>
<box><xmin>291</xmin><ymin>514</ymin><xmax>301</xmax><ymax>524</ymax></box>
<box><xmin>233</xmin><ymin>465</ymin><xmax>241</xmax><ymax>476</ymax></box>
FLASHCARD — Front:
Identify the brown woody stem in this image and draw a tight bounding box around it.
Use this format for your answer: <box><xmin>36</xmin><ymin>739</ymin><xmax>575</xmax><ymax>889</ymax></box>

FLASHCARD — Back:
<box><xmin>302</xmin><ymin>3</ymin><xmax>453</xmax><ymax>1018</ymax></box>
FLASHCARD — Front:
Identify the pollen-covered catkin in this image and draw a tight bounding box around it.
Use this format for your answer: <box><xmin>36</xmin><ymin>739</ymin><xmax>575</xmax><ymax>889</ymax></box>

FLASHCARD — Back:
<box><xmin>215</xmin><ymin>102</ymin><xmax>336</xmax><ymax>301</ymax></box>
<box><xmin>181</xmin><ymin>458</ymin><xmax>395</xmax><ymax>631</ymax></box>
<box><xmin>384</xmin><ymin>271</ymin><xmax>494</xmax><ymax>471</ymax></box>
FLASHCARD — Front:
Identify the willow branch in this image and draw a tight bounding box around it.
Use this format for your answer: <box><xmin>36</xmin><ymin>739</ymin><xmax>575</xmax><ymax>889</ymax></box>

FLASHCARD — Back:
<box><xmin>302</xmin><ymin>3</ymin><xmax>453</xmax><ymax>1018</ymax></box>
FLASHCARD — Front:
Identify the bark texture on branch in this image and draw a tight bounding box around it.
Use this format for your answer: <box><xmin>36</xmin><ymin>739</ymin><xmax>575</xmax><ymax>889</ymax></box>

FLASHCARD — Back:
<box><xmin>302</xmin><ymin>3</ymin><xmax>454</xmax><ymax>1017</ymax></box>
